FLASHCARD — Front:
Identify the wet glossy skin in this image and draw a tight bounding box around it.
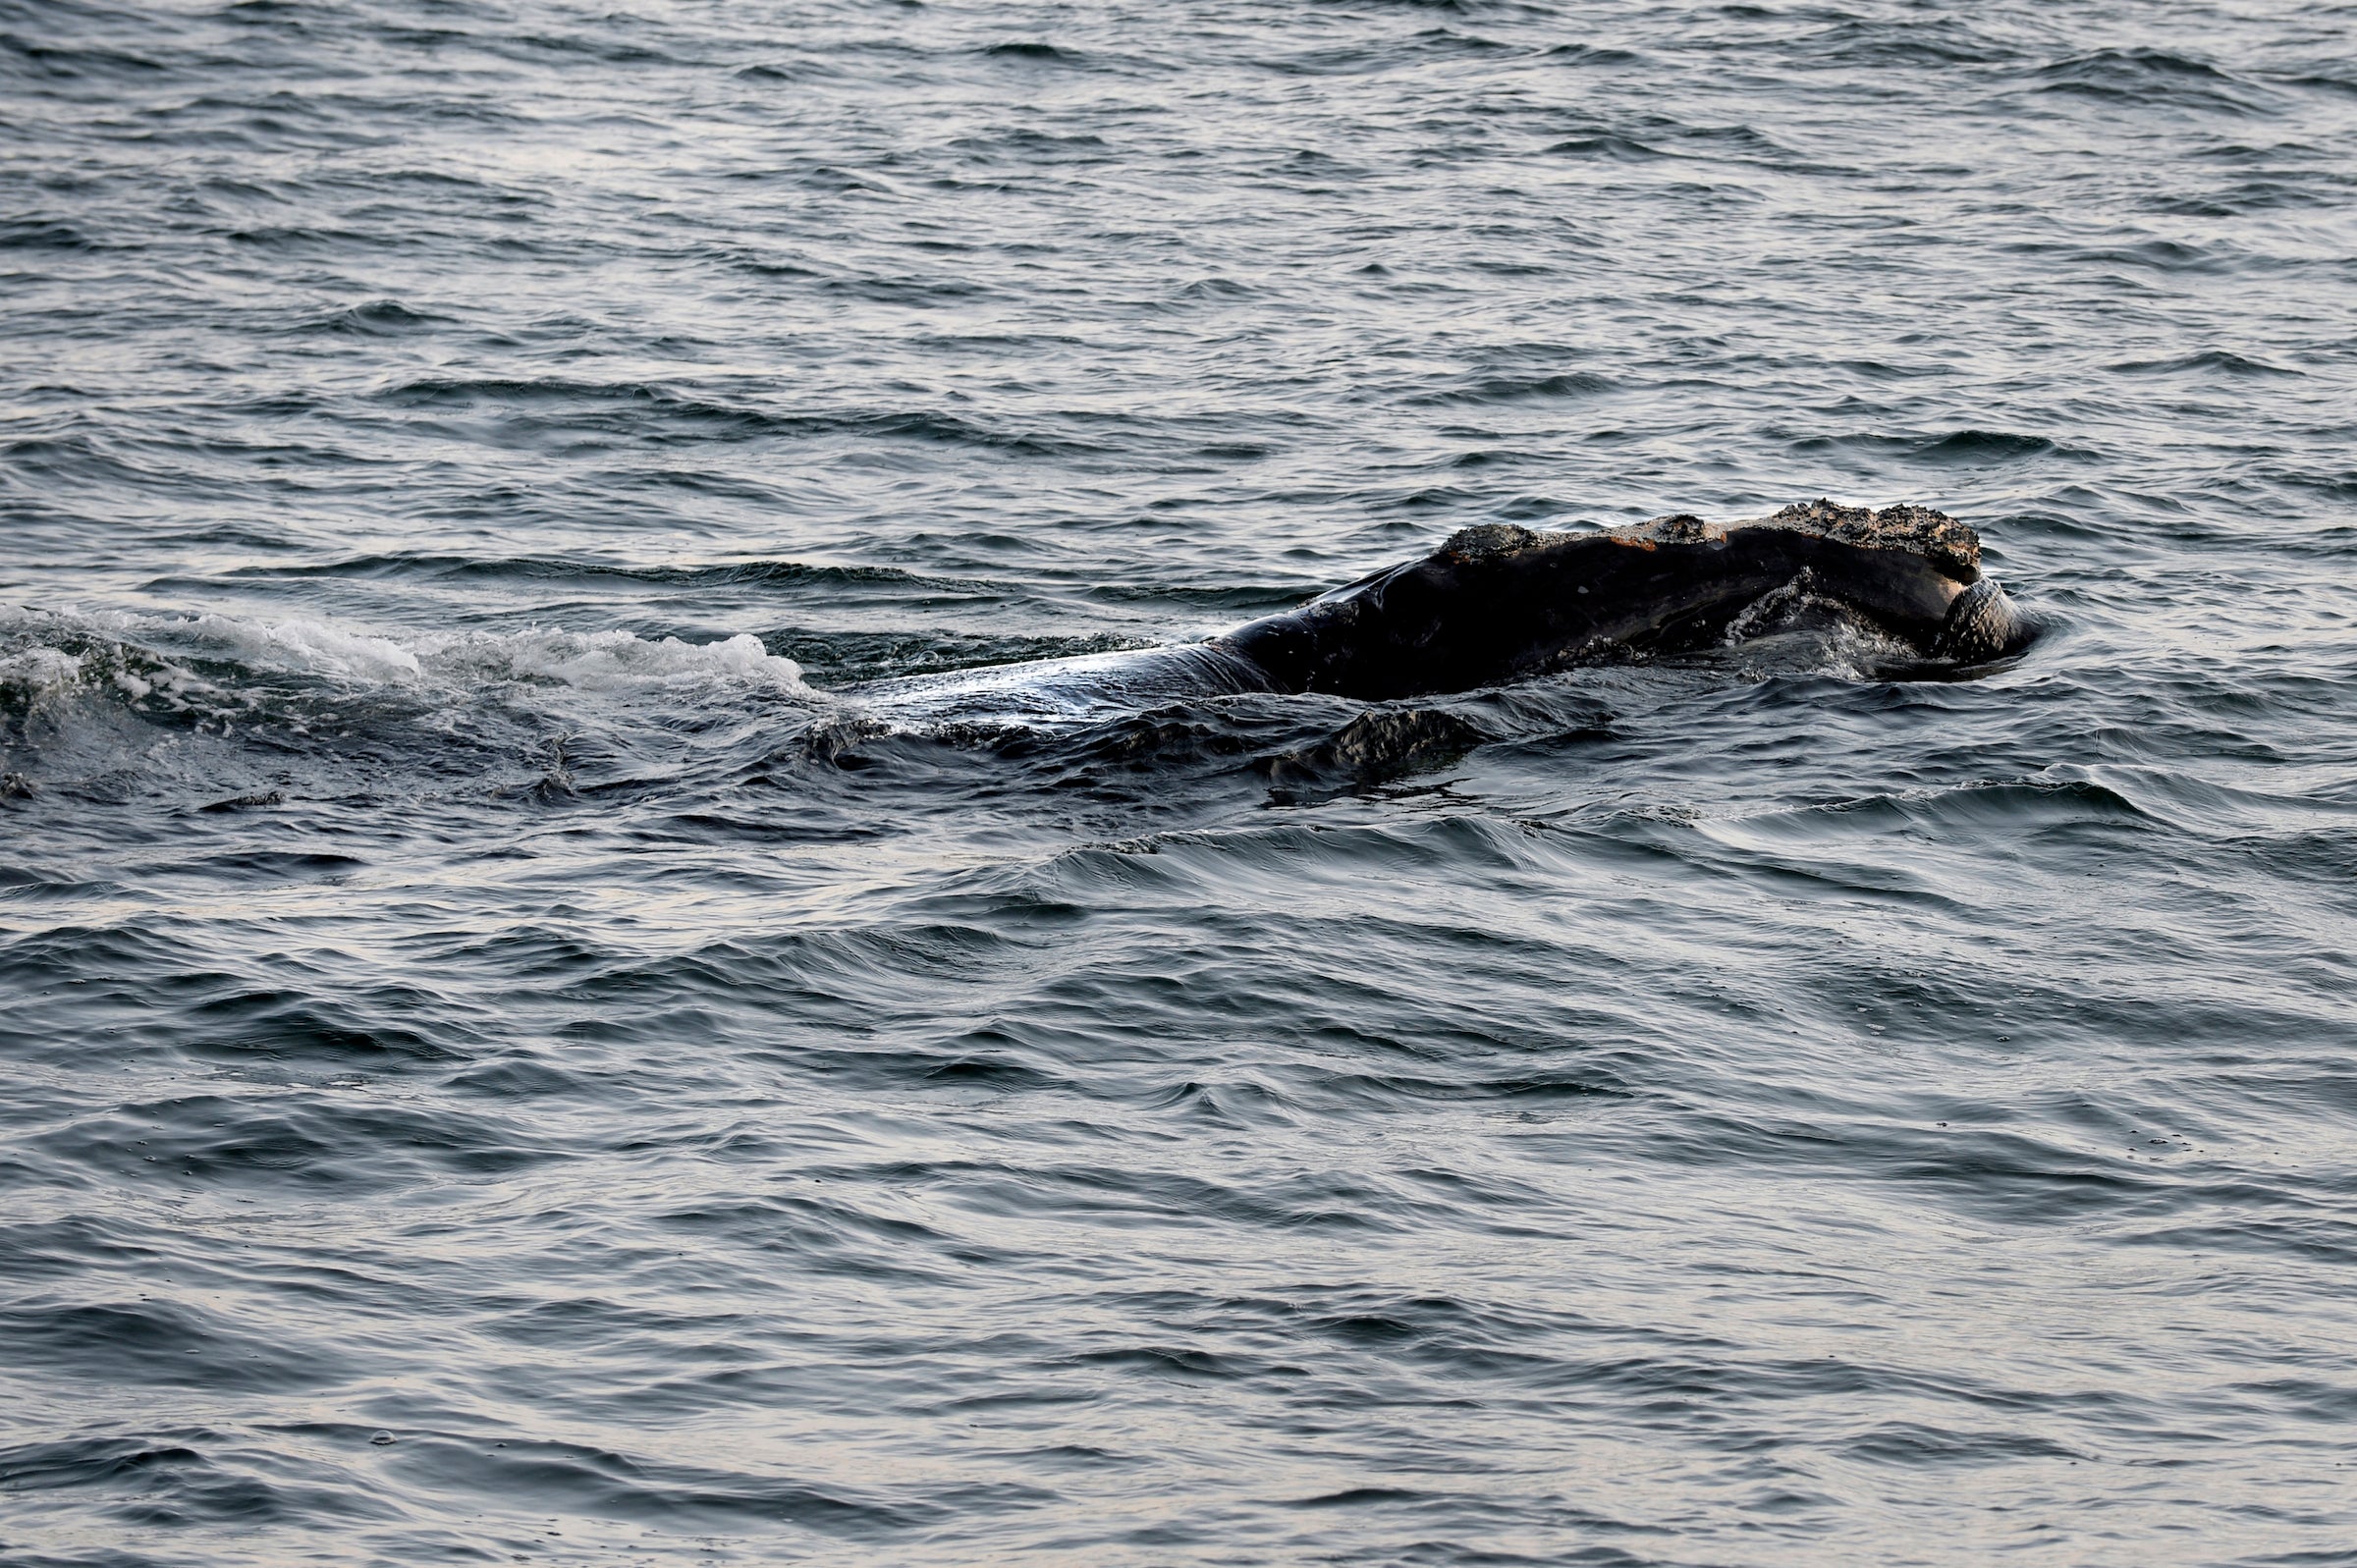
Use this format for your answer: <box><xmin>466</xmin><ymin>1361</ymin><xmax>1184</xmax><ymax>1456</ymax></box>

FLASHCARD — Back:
<box><xmin>849</xmin><ymin>507</ymin><xmax>2021</xmax><ymax>723</ymax></box>
<box><xmin>1218</xmin><ymin>512</ymin><xmax>1993</xmax><ymax>699</ymax></box>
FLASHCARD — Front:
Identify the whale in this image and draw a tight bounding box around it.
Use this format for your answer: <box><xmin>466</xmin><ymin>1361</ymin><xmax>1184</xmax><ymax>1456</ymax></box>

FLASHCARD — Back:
<box><xmin>847</xmin><ymin>501</ymin><xmax>2027</xmax><ymax>724</ymax></box>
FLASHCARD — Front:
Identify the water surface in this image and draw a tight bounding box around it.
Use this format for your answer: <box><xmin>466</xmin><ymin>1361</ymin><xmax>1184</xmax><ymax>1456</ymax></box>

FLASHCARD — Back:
<box><xmin>5</xmin><ymin>1</ymin><xmax>2357</xmax><ymax>1563</ymax></box>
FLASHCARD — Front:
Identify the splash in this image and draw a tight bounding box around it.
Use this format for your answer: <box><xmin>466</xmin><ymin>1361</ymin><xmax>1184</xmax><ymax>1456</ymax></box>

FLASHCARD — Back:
<box><xmin>0</xmin><ymin>605</ymin><xmax>810</xmax><ymax>712</ymax></box>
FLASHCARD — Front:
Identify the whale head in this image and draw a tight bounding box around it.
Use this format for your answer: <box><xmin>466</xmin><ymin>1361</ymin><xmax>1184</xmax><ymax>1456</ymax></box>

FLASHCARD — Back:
<box><xmin>1221</xmin><ymin>500</ymin><xmax>2031</xmax><ymax>699</ymax></box>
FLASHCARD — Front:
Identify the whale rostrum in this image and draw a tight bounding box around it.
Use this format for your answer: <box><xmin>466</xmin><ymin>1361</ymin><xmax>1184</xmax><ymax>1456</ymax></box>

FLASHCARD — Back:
<box><xmin>850</xmin><ymin>501</ymin><xmax>2028</xmax><ymax>721</ymax></box>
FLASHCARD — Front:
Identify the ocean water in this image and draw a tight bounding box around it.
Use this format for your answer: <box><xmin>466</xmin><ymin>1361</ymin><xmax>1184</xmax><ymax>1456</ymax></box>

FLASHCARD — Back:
<box><xmin>5</xmin><ymin>1</ymin><xmax>2357</xmax><ymax>1562</ymax></box>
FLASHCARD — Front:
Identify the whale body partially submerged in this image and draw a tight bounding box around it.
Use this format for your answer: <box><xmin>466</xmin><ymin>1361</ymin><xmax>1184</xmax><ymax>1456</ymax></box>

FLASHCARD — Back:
<box><xmin>850</xmin><ymin>501</ymin><xmax>2027</xmax><ymax>723</ymax></box>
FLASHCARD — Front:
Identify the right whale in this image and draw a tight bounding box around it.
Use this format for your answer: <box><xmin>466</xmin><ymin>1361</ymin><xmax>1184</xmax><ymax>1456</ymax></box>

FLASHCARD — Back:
<box><xmin>849</xmin><ymin>500</ymin><xmax>2028</xmax><ymax>720</ymax></box>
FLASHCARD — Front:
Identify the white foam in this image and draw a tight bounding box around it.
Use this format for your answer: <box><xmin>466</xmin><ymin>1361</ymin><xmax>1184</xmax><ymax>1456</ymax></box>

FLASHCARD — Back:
<box><xmin>424</xmin><ymin>627</ymin><xmax>807</xmax><ymax>694</ymax></box>
<box><xmin>0</xmin><ymin>645</ymin><xmax>84</xmax><ymax>701</ymax></box>
<box><xmin>188</xmin><ymin>613</ymin><xmax>426</xmax><ymax>681</ymax></box>
<box><xmin>0</xmin><ymin>604</ymin><xmax>810</xmax><ymax>712</ymax></box>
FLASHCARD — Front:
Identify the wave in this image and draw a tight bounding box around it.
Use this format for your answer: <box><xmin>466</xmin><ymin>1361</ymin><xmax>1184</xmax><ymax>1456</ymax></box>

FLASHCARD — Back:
<box><xmin>2031</xmin><ymin>47</ymin><xmax>2275</xmax><ymax>114</ymax></box>
<box><xmin>0</xmin><ymin>216</ymin><xmax>104</xmax><ymax>250</ymax></box>
<box><xmin>216</xmin><ymin>552</ymin><xmax>1002</xmax><ymax>598</ymax></box>
<box><xmin>0</xmin><ymin>605</ymin><xmax>813</xmax><ymax>723</ymax></box>
<box><xmin>1784</xmin><ymin>427</ymin><xmax>2098</xmax><ymax>464</ymax></box>
<box><xmin>1407</xmin><ymin>370</ymin><xmax>1617</xmax><ymax>406</ymax></box>
<box><xmin>980</xmin><ymin>41</ymin><xmax>1083</xmax><ymax>64</ymax></box>
<box><xmin>299</xmin><ymin>298</ymin><xmax>452</xmax><ymax>337</ymax></box>
<box><xmin>371</xmin><ymin>379</ymin><xmax>1095</xmax><ymax>455</ymax></box>
<box><xmin>1696</xmin><ymin>778</ymin><xmax>2148</xmax><ymax>851</ymax></box>
<box><xmin>2105</xmin><ymin>349</ymin><xmax>2300</xmax><ymax>378</ymax></box>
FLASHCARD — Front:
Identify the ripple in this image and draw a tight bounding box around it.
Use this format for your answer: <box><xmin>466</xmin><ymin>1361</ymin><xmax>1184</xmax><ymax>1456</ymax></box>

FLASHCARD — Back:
<box><xmin>8</xmin><ymin>0</ymin><xmax>2357</xmax><ymax>1563</ymax></box>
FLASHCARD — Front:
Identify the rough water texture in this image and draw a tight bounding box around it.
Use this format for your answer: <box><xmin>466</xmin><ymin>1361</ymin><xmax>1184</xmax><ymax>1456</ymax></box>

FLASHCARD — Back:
<box><xmin>4</xmin><ymin>2</ymin><xmax>2356</xmax><ymax>1564</ymax></box>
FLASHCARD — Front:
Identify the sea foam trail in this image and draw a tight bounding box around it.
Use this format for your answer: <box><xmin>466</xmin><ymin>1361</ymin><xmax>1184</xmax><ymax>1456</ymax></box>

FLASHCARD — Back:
<box><xmin>0</xmin><ymin>606</ymin><xmax>812</xmax><ymax>710</ymax></box>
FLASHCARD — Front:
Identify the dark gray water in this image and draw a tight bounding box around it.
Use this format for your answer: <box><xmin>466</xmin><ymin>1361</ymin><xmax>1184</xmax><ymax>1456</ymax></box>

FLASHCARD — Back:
<box><xmin>6</xmin><ymin>1</ymin><xmax>2357</xmax><ymax>1563</ymax></box>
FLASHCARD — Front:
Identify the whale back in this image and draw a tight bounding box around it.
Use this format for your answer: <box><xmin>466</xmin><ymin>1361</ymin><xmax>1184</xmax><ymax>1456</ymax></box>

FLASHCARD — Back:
<box><xmin>1218</xmin><ymin>501</ymin><xmax>2004</xmax><ymax>700</ymax></box>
